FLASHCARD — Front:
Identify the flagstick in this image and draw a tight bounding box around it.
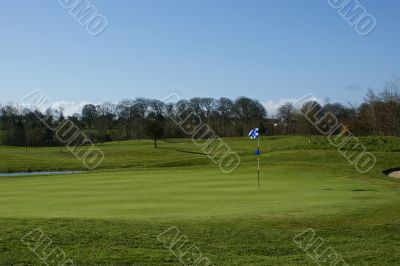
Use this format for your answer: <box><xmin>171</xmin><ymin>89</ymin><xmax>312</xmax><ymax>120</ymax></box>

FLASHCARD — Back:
<box><xmin>257</xmin><ymin>136</ymin><xmax>260</xmax><ymax>191</ymax></box>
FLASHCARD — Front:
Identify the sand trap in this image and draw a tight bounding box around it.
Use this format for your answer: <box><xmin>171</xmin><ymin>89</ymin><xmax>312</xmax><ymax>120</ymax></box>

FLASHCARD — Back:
<box><xmin>383</xmin><ymin>168</ymin><xmax>400</xmax><ymax>179</ymax></box>
<box><xmin>389</xmin><ymin>171</ymin><xmax>400</xmax><ymax>179</ymax></box>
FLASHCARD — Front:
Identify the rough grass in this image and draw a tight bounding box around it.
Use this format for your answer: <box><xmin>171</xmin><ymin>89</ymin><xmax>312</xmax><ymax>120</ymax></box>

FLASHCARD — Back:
<box><xmin>0</xmin><ymin>136</ymin><xmax>400</xmax><ymax>265</ymax></box>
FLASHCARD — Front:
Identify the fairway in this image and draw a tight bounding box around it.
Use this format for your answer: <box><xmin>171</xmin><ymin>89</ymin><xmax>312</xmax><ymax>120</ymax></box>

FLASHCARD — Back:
<box><xmin>1</xmin><ymin>136</ymin><xmax>400</xmax><ymax>265</ymax></box>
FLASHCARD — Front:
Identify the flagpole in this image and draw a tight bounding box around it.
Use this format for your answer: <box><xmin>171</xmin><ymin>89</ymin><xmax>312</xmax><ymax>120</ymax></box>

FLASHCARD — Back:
<box><xmin>257</xmin><ymin>136</ymin><xmax>260</xmax><ymax>191</ymax></box>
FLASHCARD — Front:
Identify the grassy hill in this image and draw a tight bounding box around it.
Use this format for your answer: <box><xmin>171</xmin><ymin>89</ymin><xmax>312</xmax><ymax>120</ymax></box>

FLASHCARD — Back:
<box><xmin>0</xmin><ymin>136</ymin><xmax>399</xmax><ymax>265</ymax></box>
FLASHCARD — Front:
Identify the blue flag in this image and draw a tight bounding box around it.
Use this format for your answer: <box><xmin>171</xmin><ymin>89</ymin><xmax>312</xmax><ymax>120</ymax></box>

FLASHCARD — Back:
<box><xmin>248</xmin><ymin>128</ymin><xmax>259</xmax><ymax>139</ymax></box>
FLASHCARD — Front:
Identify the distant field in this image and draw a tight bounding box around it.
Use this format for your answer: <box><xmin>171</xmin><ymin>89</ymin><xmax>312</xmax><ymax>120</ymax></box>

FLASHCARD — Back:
<box><xmin>0</xmin><ymin>136</ymin><xmax>400</xmax><ymax>265</ymax></box>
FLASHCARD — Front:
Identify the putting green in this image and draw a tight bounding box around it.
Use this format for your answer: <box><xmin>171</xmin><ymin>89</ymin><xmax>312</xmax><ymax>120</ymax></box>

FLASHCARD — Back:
<box><xmin>0</xmin><ymin>162</ymin><xmax>396</xmax><ymax>221</ymax></box>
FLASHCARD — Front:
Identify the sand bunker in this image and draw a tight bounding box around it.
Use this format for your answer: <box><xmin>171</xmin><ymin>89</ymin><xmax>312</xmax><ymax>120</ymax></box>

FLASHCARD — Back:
<box><xmin>389</xmin><ymin>171</ymin><xmax>400</xmax><ymax>179</ymax></box>
<box><xmin>383</xmin><ymin>168</ymin><xmax>400</xmax><ymax>179</ymax></box>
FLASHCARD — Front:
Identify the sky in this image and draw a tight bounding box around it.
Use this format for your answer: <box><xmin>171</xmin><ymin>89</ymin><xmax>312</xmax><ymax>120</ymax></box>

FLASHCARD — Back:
<box><xmin>0</xmin><ymin>0</ymin><xmax>399</xmax><ymax>115</ymax></box>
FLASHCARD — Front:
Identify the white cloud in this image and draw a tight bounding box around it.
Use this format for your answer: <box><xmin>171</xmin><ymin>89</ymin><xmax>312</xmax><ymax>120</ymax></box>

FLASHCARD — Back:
<box><xmin>263</xmin><ymin>95</ymin><xmax>323</xmax><ymax>116</ymax></box>
<box><xmin>17</xmin><ymin>93</ymin><xmax>324</xmax><ymax>118</ymax></box>
<box><xmin>263</xmin><ymin>98</ymin><xmax>298</xmax><ymax>116</ymax></box>
<box><xmin>51</xmin><ymin>101</ymin><xmax>99</xmax><ymax>116</ymax></box>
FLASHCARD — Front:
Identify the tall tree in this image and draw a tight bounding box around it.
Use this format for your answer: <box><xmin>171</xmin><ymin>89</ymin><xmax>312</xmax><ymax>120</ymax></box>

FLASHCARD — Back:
<box><xmin>146</xmin><ymin>112</ymin><xmax>165</xmax><ymax>148</ymax></box>
<box><xmin>217</xmin><ymin>97</ymin><xmax>233</xmax><ymax>136</ymax></box>
<box><xmin>82</xmin><ymin>104</ymin><xmax>97</xmax><ymax>129</ymax></box>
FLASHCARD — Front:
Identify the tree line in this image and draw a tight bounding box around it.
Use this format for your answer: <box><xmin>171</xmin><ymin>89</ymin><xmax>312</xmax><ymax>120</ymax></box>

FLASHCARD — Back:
<box><xmin>0</xmin><ymin>84</ymin><xmax>399</xmax><ymax>147</ymax></box>
<box><xmin>0</xmin><ymin>96</ymin><xmax>266</xmax><ymax>147</ymax></box>
<box><xmin>275</xmin><ymin>84</ymin><xmax>400</xmax><ymax>138</ymax></box>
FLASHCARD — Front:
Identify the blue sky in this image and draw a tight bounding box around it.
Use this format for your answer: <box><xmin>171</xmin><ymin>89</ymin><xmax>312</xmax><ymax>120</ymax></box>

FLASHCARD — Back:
<box><xmin>0</xmin><ymin>0</ymin><xmax>399</xmax><ymax>114</ymax></box>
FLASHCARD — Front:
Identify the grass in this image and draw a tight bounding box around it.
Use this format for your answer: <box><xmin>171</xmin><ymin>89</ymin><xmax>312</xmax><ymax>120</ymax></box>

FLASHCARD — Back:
<box><xmin>1</xmin><ymin>135</ymin><xmax>399</xmax><ymax>172</ymax></box>
<box><xmin>0</xmin><ymin>136</ymin><xmax>400</xmax><ymax>265</ymax></box>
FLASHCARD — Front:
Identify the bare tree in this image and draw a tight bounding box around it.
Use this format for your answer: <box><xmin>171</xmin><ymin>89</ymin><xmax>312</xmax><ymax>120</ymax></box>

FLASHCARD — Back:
<box><xmin>217</xmin><ymin>97</ymin><xmax>233</xmax><ymax>136</ymax></box>
<box><xmin>277</xmin><ymin>102</ymin><xmax>295</xmax><ymax>134</ymax></box>
<box><xmin>365</xmin><ymin>89</ymin><xmax>378</xmax><ymax>135</ymax></box>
